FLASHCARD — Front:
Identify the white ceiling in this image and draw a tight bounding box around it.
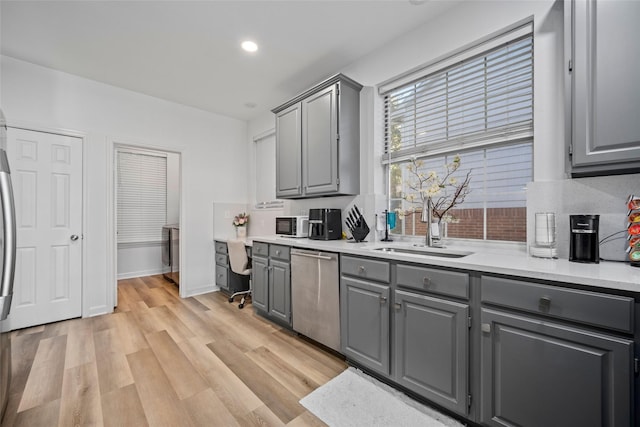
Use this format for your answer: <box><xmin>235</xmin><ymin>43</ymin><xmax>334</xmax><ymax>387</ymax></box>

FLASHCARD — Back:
<box><xmin>1</xmin><ymin>0</ymin><xmax>458</xmax><ymax>121</ymax></box>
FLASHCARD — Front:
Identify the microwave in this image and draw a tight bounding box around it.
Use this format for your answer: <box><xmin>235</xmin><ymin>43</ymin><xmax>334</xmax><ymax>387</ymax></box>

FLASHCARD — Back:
<box><xmin>275</xmin><ymin>215</ymin><xmax>309</xmax><ymax>238</ymax></box>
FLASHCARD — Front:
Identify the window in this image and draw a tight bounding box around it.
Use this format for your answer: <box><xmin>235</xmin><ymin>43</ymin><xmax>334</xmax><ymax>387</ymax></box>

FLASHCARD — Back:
<box><xmin>382</xmin><ymin>22</ymin><xmax>533</xmax><ymax>242</ymax></box>
<box><xmin>117</xmin><ymin>149</ymin><xmax>167</xmax><ymax>243</ymax></box>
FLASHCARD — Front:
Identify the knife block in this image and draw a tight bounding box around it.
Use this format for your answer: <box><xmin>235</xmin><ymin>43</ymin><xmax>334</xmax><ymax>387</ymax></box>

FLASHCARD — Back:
<box><xmin>351</xmin><ymin>220</ymin><xmax>370</xmax><ymax>242</ymax></box>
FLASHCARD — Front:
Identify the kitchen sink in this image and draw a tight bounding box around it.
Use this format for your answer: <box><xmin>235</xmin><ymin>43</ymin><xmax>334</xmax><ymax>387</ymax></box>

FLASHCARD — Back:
<box><xmin>372</xmin><ymin>246</ymin><xmax>473</xmax><ymax>258</ymax></box>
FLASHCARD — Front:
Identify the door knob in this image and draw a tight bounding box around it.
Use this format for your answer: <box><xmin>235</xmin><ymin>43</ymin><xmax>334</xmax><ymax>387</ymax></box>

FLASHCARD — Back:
<box><xmin>70</xmin><ymin>235</ymin><xmax>79</xmax><ymax>241</ymax></box>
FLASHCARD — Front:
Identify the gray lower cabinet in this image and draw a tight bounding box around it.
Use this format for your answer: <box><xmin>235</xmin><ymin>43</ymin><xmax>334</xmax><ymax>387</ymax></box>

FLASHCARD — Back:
<box><xmin>566</xmin><ymin>0</ymin><xmax>640</xmax><ymax>176</ymax></box>
<box><xmin>268</xmin><ymin>259</ymin><xmax>290</xmax><ymax>324</ymax></box>
<box><xmin>394</xmin><ymin>289</ymin><xmax>469</xmax><ymax>416</ymax></box>
<box><xmin>251</xmin><ymin>254</ymin><xmax>268</xmax><ymax>312</ymax></box>
<box><xmin>251</xmin><ymin>242</ymin><xmax>291</xmax><ymax>326</ymax></box>
<box><xmin>480</xmin><ymin>274</ymin><xmax>635</xmax><ymax>426</ymax></box>
<box><xmin>340</xmin><ymin>276</ymin><xmax>390</xmax><ymax>376</ymax></box>
<box><xmin>480</xmin><ymin>308</ymin><xmax>633</xmax><ymax>427</ymax></box>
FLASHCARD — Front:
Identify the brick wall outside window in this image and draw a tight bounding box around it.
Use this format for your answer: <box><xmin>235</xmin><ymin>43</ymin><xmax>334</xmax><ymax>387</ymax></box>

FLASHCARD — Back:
<box><xmin>401</xmin><ymin>207</ymin><xmax>526</xmax><ymax>242</ymax></box>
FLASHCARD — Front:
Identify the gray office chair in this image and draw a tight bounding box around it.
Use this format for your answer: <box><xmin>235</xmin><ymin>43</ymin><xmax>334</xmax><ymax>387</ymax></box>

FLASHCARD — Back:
<box><xmin>227</xmin><ymin>239</ymin><xmax>251</xmax><ymax>309</ymax></box>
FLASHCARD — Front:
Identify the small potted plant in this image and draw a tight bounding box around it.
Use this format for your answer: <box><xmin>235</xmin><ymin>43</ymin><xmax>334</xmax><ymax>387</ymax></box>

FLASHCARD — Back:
<box><xmin>233</xmin><ymin>212</ymin><xmax>249</xmax><ymax>238</ymax></box>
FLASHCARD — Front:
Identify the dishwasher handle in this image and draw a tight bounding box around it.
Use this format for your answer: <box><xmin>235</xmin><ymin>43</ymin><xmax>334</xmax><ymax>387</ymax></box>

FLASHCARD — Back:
<box><xmin>291</xmin><ymin>250</ymin><xmax>335</xmax><ymax>261</ymax></box>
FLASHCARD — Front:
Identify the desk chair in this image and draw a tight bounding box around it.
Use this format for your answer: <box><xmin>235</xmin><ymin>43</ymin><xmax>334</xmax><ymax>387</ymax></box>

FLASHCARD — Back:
<box><xmin>227</xmin><ymin>239</ymin><xmax>251</xmax><ymax>309</ymax></box>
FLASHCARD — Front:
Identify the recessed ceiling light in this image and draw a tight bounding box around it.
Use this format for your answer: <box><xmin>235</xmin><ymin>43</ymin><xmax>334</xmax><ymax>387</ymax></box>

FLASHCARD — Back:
<box><xmin>241</xmin><ymin>40</ymin><xmax>258</xmax><ymax>53</ymax></box>
<box><xmin>244</xmin><ymin>102</ymin><xmax>257</xmax><ymax>109</ymax></box>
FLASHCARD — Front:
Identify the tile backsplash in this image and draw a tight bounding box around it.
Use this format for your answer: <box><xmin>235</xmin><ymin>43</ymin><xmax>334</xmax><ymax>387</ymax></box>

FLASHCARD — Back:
<box><xmin>527</xmin><ymin>173</ymin><xmax>639</xmax><ymax>261</ymax></box>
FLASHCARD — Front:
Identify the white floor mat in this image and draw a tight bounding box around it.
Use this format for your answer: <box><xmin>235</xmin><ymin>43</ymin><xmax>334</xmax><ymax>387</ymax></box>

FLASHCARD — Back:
<box><xmin>300</xmin><ymin>367</ymin><xmax>465</xmax><ymax>427</ymax></box>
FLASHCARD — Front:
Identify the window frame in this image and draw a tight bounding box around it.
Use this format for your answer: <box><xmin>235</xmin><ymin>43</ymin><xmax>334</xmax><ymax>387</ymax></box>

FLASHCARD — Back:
<box><xmin>381</xmin><ymin>21</ymin><xmax>534</xmax><ymax>243</ymax></box>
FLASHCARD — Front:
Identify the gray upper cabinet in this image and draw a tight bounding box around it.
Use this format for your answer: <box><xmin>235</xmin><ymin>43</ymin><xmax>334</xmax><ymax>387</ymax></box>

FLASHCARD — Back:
<box><xmin>566</xmin><ymin>0</ymin><xmax>640</xmax><ymax>176</ymax></box>
<box><xmin>302</xmin><ymin>85</ymin><xmax>339</xmax><ymax>195</ymax></box>
<box><xmin>273</xmin><ymin>74</ymin><xmax>362</xmax><ymax>198</ymax></box>
<box><xmin>275</xmin><ymin>103</ymin><xmax>302</xmax><ymax>197</ymax></box>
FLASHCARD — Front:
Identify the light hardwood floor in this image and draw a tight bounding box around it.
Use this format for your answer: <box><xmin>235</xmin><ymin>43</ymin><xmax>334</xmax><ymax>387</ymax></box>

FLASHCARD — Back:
<box><xmin>1</xmin><ymin>275</ymin><xmax>347</xmax><ymax>426</ymax></box>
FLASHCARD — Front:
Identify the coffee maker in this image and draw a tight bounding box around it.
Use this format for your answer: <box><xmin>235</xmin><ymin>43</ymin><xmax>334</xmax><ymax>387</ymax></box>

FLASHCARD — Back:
<box><xmin>308</xmin><ymin>208</ymin><xmax>342</xmax><ymax>240</ymax></box>
<box><xmin>569</xmin><ymin>215</ymin><xmax>600</xmax><ymax>264</ymax></box>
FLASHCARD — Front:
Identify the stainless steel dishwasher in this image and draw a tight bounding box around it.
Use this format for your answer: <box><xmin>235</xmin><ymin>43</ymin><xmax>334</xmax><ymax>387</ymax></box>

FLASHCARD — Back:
<box><xmin>290</xmin><ymin>248</ymin><xmax>340</xmax><ymax>352</ymax></box>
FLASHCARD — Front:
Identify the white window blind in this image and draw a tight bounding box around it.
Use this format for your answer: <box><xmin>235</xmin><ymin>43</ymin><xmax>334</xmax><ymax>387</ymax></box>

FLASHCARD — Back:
<box><xmin>117</xmin><ymin>150</ymin><xmax>167</xmax><ymax>244</ymax></box>
<box><xmin>383</xmin><ymin>22</ymin><xmax>533</xmax><ymax>163</ymax></box>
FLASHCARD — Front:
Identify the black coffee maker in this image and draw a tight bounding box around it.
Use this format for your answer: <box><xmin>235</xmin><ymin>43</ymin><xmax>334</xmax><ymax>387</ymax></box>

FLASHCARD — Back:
<box><xmin>308</xmin><ymin>208</ymin><xmax>342</xmax><ymax>240</ymax></box>
<box><xmin>569</xmin><ymin>215</ymin><xmax>600</xmax><ymax>264</ymax></box>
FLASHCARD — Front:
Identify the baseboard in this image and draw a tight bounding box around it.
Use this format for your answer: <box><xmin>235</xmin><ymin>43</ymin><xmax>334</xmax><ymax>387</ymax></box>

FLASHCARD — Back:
<box><xmin>117</xmin><ymin>268</ymin><xmax>166</xmax><ymax>280</ymax></box>
<box><xmin>183</xmin><ymin>283</ymin><xmax>219</xmax><ymax>298</ymax></box>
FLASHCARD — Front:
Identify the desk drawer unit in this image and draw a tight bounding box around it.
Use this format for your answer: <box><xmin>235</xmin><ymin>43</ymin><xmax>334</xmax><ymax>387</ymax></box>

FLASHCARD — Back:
<box><xmin>214</xmin><ymin>241</ymin><xmax>227</xmax><ymax>254</ymax></box>
<box><xmin>215</xmin><ymin>253</ymin><xmax>228</xmax><ymax>266</ymax></box>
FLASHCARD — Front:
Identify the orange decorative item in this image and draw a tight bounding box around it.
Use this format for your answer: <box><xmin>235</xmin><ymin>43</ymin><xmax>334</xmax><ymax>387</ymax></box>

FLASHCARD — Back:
<box><xmin>628</xmin><ymin>195</ymin><xmax>640</xmax><ymax>267</ymax></box>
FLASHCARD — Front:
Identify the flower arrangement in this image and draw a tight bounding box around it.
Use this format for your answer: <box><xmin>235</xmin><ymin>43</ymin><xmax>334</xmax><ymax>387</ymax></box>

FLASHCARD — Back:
<box><xmin>233</xmin><ymin>212</ymin><xmax>249</xmax><ymax>227</ymax></box>
<box><xmin>397</xmin><ymin>155</ymin><xmax>472</xmax><ymax>224</ymax></box>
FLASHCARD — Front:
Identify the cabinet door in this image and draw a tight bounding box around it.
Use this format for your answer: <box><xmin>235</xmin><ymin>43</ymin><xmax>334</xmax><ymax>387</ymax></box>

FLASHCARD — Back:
<box><xmin>251</xmin><ymin>256</ymin><xmax>269</xmax><ymax>312</ymax></box>
<box><xmin>394</xmin><ymin>290</ymin><xmax>469</xmax><ymax>416</ymax></box>
<box><xmin>302</xmin><ymin>84</ymin><xmax>338</xmax><ymax>195</ymax></box>
<box><xmin>269</xmin><ymin>259</ymin><xmax>291</xmax><ymax>325</ymax></box>
<box><xmin>340</xmin><ymin>277</ymin><xmax>390</xmax><ymax>376</ymax></box>
<box><xmin>569</xmin><ymin>0</ymin><xmax>640</xmax><ymax>174</ymax></box>
<box><xmin>275</xmin><ymin>103</ymin><xmax>302</xmax><ymax>197</ymax></box>
<box><xmin>215</xmin><ymin>264</ymin><xmax>228</xmax><ymax>293</ymax></box>
<box><xmin>480</xmin><ymin>308</ymin><xmax>633</xmax><ymax>427</ymax></box>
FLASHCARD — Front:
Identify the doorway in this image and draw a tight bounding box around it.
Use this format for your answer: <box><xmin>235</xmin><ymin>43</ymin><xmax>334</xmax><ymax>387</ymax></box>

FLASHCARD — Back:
<box><xmin>112</xmin><ymin>143</ymin><xmax>182</xmax><ymax>306</ymax></box>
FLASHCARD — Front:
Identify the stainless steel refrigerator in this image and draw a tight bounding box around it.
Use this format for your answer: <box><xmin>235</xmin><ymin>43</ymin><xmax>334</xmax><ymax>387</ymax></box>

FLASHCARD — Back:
<box><xmin>0</xmin><ymin>109</ymin><xmax>17</xmax><ymax>421</ymax></box>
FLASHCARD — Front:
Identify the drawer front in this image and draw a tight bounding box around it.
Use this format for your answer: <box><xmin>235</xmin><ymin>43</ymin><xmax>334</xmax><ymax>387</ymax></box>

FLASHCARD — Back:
<box><xmin>215</xmin><ymin>253</ymin><xmax>228</xmax><ymax>266</ymax></box>
<box><xmin>252</xmin><ymin>242</ymin><xmax>269</xmax><ymax>258</ymax></box>
<box><xmin>481</xmin><ymin>275</ymin><xmax>634</xmax><ymax>333</ymax></box>
<box><xmin>396</xmin><ymin>264</ymin><xmax>469</xmax><ymax>300</ymax></box>
<box><xmin>269</xmin><ymin>244</ymin><xmax>290</xmax><ymax>261</ymax></box>
<box><xmin>341</xmin><ymin>255</ymin><xmax>390</xmax><ymax>283</ymax></box>
<box><xmin>215</xmin><ymin>265</ymin><xmax>228</xmax><ymax>289</ymax></box>
<box><xmin>214</xmin><ymin>241</ymin><xmax>227</xmax><ymax>254</ymax></box>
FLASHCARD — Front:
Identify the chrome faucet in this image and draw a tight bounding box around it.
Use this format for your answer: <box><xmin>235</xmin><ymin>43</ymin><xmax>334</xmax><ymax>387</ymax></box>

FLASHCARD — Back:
<box><xmin>421</xmin><ymin>198</ymin><xmax>443</xmax><ymax>248</ymax></box>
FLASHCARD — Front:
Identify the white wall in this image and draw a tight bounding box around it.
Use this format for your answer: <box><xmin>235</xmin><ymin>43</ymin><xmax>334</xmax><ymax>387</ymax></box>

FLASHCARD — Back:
<box><xmin>247</xmin><ymin>0</ymin><xmax>565</xmax><ymax>222</ymax></box>
<box><xmin>1</xmin><ymin>55</ymin><xmax>248</xmax><ymax>316</ymax></box>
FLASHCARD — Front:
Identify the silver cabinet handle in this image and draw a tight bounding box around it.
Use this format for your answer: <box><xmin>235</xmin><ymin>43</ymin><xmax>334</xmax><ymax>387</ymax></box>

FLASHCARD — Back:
<box><xmin>394</xmin><ymin>303</ymin><xmax>402</xmax><ymax>310</ymax></box>
<box><xmin>275</xmin><ymin>250</ymin><xmax>281</xmax><ymax>255</ymax></box>
<box><xmin>358</xmin><ymin>266</ymin><xmax>366</xmax><ymax>273</ymax></box>
<box><xmin>292</xmin><ymin>252</ymin><xmax>333</xmax><ymax>261</ymax></box>
<box><xmin>539</xmin><ymin>296</ymin><xmax>552</xmax><ymax>311</ymax></box>
<box><xmin>380</xmin><ymin>296</ymin><xmax>387</xmax><ymax>304</ymax></box>
<box><xmin>70</xmin><ymin>234</ymin><xmax>79</xmax><ymax>241</ymax></box>
<box><xmin>481</xmin><ymin>323</ymin><xmax>491</xmax><ymax>333</ymax></box>
<box><xmin>423</xmin><ymin>277</ymin><xmax>431</xmax><ymax>286</ymax></box>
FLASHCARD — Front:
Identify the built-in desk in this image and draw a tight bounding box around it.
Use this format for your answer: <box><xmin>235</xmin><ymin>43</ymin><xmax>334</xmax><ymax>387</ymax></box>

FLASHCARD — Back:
<box><xmin>214</xmin><ymin>239</ymin><xmax>251</xmax><ymax>295</ymax></box>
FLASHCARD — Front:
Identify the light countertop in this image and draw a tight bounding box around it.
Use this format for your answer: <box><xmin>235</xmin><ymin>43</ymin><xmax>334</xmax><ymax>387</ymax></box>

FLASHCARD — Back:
<box><xmin>215</xmin><ymin>235</ymin><xmax>640</xmax><ymax>294</ymax></box>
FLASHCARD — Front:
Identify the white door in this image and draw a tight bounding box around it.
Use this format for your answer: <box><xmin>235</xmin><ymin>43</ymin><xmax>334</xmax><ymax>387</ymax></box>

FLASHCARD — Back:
<box><xmin>6</xmin><ymin>128</ymin><xmax>83</xmax><ymax>330</ymax></box>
